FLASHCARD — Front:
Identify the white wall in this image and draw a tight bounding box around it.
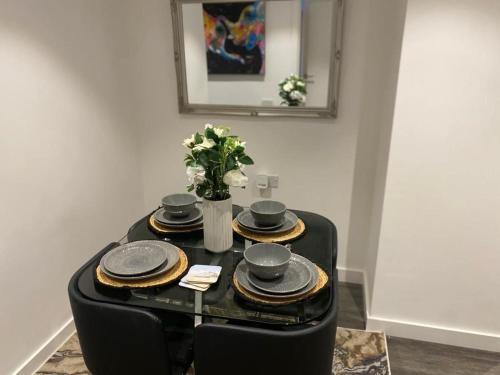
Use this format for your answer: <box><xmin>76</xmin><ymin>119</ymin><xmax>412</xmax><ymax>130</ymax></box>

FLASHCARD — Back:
<box><xmin>184</xmin><ymin>0</ymin><xmax>302</xmax><ymax>106</ymax></box>
<box><xmin>347</xmin><ymin>0</ymin><xmax>407</xmax><ymax>310</ymax></box>
<box><xmin>0</xmin><ymin>1</ymin><xmax>144</xmax><ymax>374</ymax></box>
<box><xmin>368</xmin><ymin>0</ymin><xmax>500</xmax><ymax>351</ymax></box>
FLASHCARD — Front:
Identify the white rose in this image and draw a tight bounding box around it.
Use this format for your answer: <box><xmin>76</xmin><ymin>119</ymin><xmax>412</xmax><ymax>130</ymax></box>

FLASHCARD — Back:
<box><xmin>290</xmin><ymin>90</ymin><xmax>305</xmax><ymax>102</ymax></box>
<box><xmin>182</xmin><ymin>134</ymin><xmax>195</xmax><ymax>148</ymax></box>
<box><xmin>187</xmin><ymin>166</ymin><xmax>206</xmax><ymax>185</ymax></box>
<box><xmin>223</xmin><ymin>169</ymin><xmax>248</xmax><ymax>187</ymax></box>
<box><xmin>234</xmin><ymin>139</ymin><xmax>246</xmax><ymax>148</ymax></box>
<box><xmin>296</xmin><ymin>81</ymin><xmax>305</xmax><ymax>87</ymax></box>
<box><xmin>193</xmin><ymin>137</ymin><xmax>216</xmax><ymax>151</ymax></box>
<box><xmin>283</xmin><ymin>82</ymin><xmax>293</xmax><ymax>92</ymax></box>
<box><xmin>204</xmin><ymin>123</ymin><xmax>213</xmax><ymax>130</ymax></box>
<box><xmin>213</xmin><ymin>126</ymin><xmax>227</xmax><ymax>137</ymax></box>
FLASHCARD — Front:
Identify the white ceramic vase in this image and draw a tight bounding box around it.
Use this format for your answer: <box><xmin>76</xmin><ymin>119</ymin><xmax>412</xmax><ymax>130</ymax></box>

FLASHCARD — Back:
<box><xmin>202</xmin><ymin>196</ymin><xmax>233</xmax><ymax>253</ymax></box>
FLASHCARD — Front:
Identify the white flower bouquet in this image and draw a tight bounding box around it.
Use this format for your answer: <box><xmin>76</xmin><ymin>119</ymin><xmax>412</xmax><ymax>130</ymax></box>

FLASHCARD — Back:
<box><xmin>278</xmin><ymin>74</ymin><xmax>307</xmax><ymax>106</ymax></box>
<box><xmin>183</xmin><ymin>124</ymin><xmax>254</xmax><ymax>201</ymax></box>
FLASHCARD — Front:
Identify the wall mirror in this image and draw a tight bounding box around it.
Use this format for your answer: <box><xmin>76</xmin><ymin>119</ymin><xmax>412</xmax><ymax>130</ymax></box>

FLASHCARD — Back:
<box><xmin>171</xmin><ymin>0</ymin><xmax>344</xmax><ymax>117</ymax></box>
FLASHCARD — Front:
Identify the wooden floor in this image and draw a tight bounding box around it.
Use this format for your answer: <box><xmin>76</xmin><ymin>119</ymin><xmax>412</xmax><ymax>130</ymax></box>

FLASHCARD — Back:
<box><xmin>387</xmin><ymin>336</ymin><xmax>500</xmax><ymax>375</ymax></box>
<box><xmin>338</xmin><ymin>282</ymin><xmax>500</xmax><ymax>374</ymax></box>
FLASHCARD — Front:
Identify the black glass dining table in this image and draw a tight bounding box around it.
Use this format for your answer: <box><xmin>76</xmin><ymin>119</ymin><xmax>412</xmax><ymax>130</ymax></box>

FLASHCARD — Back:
<box><xmin>77</xmin><ymin>206</ymin><xmax>337</xmax><ymax>327</ymax></box>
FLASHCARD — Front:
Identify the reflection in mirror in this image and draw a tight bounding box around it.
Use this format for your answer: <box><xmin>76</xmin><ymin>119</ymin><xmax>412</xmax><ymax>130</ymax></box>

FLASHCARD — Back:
<box><xmin>172</xmin><ymin>0</ymin><xmax>343</xmax><ymax>117</ymax></box>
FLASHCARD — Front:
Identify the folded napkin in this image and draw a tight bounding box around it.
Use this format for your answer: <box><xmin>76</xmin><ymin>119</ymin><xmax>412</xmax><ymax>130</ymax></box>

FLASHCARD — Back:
<box><xmin>179</xmin><ymin>265</ymin><xmax>222</xmax><ymax>291</ymax></box>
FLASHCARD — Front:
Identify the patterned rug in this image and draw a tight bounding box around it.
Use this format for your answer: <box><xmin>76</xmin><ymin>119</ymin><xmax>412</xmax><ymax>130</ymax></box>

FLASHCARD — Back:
<box><xmin>36</xmin><ymin>328</ymin><xmax>390</xmax><ymax>374</ymax></box>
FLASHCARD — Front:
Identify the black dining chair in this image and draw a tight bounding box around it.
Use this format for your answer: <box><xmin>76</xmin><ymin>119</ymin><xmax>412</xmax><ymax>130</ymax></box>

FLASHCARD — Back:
<box><xmin>68</xmin><ymin>243</ymin><xmax>193</xmax><ymax>375</ymax></box>
<box><xmin>194</xmin><ymin>272</ymin><xmax>339</xmax><ymax>375</ymax></box>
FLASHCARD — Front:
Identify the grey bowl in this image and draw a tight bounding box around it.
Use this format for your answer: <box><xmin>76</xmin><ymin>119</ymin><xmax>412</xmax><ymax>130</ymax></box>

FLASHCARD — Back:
<box><xmin>162</xmin><ymin>194</ymin><xmax>197</xmax><ymax>217</ymax></box>
<box><xmin>250</xmin><ymin>200</ymin><xmax>287</xmax><ymax>226</ymax></box>
<box><xmin>244</xmin><ymin>243</ymin><xmax>291</xmax><ymax>280</ymax></box>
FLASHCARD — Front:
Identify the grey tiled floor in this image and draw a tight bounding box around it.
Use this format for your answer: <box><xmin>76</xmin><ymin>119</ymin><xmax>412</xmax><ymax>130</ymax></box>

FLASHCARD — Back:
<box><xmin>338</xmin><ymin>282</ymin><xmax>500</xmax><ymax>375</ymax></box>
<box><xmin>338</xmin><ymin>282</ymin><xmax>365</xmax><ymax>330</ymax></box>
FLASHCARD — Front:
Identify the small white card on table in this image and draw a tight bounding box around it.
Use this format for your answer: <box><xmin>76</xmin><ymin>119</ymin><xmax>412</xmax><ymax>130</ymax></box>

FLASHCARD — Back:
<box><xmin>179</xmin><ymin>265</ymin><xmax>222</xmax><ymax>291</ymax></box>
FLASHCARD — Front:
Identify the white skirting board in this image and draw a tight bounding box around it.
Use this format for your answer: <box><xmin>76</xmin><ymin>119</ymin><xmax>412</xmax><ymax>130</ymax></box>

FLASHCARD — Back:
<box><xmin>366</xmin><ymin>315</ymin><xmax>500</xmax><ymax>353</ymax></box>
<box><xmin>14</xmin><ymin>318</ymin><xmax>75</xmax><ymax>375</ymax></box>
<box><xmin>339</xmin><ymin>267</ymin><xmax>500</xmax><ymax>353</ymax></box>
<box><xmin>337</xmin><ymin>267</ymin><xmax>365</xmax><ymax>284</ymax></box>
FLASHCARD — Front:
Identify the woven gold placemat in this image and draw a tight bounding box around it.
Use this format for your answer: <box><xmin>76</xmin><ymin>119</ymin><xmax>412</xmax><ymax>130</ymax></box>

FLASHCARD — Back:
<box><xmin>233</xmin><ymin>265</ymin><xmax>328</xmax><ymax>305</ymax></box>
<box><xmin>232</xmin><ymin>218</ymin><xmax>306</xmax><ymax>243</ymax></box>
<box><xmin>149</xmin><ymin>213</ymin><xmax>203</xmax><ymax>234</ymax></box>
<box><xmin>96</xmin><ymin>248</ymin><xmax>188</xmax><ymax>288</ymax></box>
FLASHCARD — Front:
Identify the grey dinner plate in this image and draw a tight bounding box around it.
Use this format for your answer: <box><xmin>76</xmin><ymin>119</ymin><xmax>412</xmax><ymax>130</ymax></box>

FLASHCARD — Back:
<box><xmin>237</xmin><ymin>210</ymin><xmax>299</xmax><ymax>234</ymax></box>
<box><xmin>237</xmin><ymin>210</ymin><xmax>285</xmax><ymax>231</ymax></box>
<box><xmin>101</xmin><ymin>257</ymin><xmax>176</xmax><ymax>281</ymax></box>
<box><xmin>101</xmin><ymin>240</ymin><xmax>168</xmax><ymax>276</ymax></box>
<box><xmin>247</xmin><ymin>257</ymin><xmax>312</xmax><ymax>294</ymax></box>
<box><xmin>154</xmin><ymin>205</ymin><xmax>202</xmax><ymax>225</ymax></box>
<box><xmin>234</xmin><ymin>253</ymin><xmax>318</xmax><ymax>299</ymax></box>
<box><xmin>160</xmin><ymin>217</ymin><xmax>204</xmax><ymax>229</ymax></box>
<box><xmin>100</xmin><ymin>240</ymin><xmax>180</xmax><ymax>279</ymax></box>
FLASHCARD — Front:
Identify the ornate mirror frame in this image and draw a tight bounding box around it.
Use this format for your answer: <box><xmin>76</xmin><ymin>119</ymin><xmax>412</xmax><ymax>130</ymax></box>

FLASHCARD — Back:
<box><xmin>170</xmin><ymin>0</ymin><xmax>345</xmax><ymax>118</ymax></box>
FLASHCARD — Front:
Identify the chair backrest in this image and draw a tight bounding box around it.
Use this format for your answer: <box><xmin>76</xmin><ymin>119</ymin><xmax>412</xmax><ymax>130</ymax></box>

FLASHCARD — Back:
<box><xmin>329</xmin><ymin>219</ymin><xmax>338</xmax><ymax>268</ymax></box>
<box><xmin>194</xmin><ymin>282</ymin><xmax>338</xmax><ymax>375</ymax></box>
<box><xmin>68</xmin><ymin>244</ymin><xmax>172</xmax><ymax>375</ymax></box>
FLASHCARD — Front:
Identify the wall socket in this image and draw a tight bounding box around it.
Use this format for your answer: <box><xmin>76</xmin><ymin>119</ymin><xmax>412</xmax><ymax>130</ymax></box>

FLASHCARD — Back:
<box><xmin>256</xmin><ymin>174</ymin><xmax>279</xmax><ymax>189</ymax></box>
<box><xmin>269</xmin><ymin>175</ymin><xmax>279</xmax><ymax>188</ymax></box>
<box><xmin>256</xmin><ymin>174</ymin><xmax>269</xmax><ymax>189</ymax></box>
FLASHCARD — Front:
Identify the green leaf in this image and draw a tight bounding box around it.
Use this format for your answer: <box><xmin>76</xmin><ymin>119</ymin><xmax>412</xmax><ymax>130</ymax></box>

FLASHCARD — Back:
<box><xmin>206</xmin><ymin>149</ymin><xmax>220</xmax><ymax>163</ymax></box>
<box><xmin>233</xmin><ymin>146</ymin><xmax>245</xmax><ymax>155</ymax></box>
<box><xmin>187</xmin><ymin>184</ymin><xmax>195</xmax><ymax>192</ymax></box>
<box><xmin>195</xmin><ymin>184</ymin><xmax>207</xmax><ymax>198</ymax></box>
<box><xmin>238</xmin><ymin>155</ymin><xmax>254</xmax><ymax>165</ymax></box>
<box><xmin>194</xmin><ymin>132</ymin><xmax>203</xmax><ymax>144</ymax></box>
<box><xmin>226</xmin><ymin>155</ymin><xmax>237</xmax><ymax>171</ymax></box>
<box><xmin>184</xmin><ymin>154</ymin><xmax>195</xmax><ymax>166</ymax></box>
<box><xmin>198</xmin><ymin>151</ymin><xmax>209</xmax><ymax>168</ymax></box>
<box><xmin>205</xmin><ymin>127</ymin><xmax>218</xmax><ymax>141</ymax></box>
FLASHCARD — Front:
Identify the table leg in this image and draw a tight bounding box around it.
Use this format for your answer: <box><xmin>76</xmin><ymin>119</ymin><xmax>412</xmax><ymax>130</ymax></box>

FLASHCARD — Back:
<box><xmin>194</xmin><ymin>291</ymin><xmax>202</xmax><ymax>327</ymax></box>
<box><xmin>194</xmin><ymin>253</ymin><xmax>224</xmax><ymax>327</ymax></box>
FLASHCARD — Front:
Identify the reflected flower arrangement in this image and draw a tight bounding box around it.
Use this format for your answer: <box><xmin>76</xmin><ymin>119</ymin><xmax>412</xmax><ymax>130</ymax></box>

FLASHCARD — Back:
<box><xmin>279</xmin><ymin>74</ymin><xmax>307</xmax><ymax>106</ymax></box>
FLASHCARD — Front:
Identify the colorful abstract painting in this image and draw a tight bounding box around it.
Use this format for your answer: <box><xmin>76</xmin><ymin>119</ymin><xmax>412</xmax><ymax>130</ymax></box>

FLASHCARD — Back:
<box><xmin>203</xmin><ymin>1</ymin><xmax>265</xmax><ymax>75</ymax></box>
